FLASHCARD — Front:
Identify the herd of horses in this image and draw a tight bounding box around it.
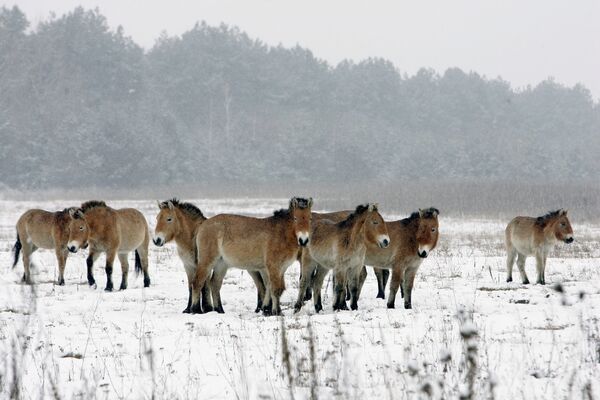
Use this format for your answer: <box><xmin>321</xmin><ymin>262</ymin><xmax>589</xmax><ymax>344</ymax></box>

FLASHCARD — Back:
<box><xmin>11</xmin><ymin>198</ymin><xmax>574</xmax><ymax>315</ymax></box>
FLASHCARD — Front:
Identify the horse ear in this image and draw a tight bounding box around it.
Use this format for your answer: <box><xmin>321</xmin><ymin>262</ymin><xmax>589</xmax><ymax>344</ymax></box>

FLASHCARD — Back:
<box><xmin>290</xmin><ymin>197</ymin><xmax>298</xmax><ymax>209</ymax></box>
<box><xmin>157</xmin><ymin>200</ymin><xmax>162</xmax><ymax>209</ymax></box>
<box><xmin>561</xmin><ymin>209</ymin><xmax>568</xmax><ymax>216</ymax></box>
<box><xmin>432</xmin><ymin>208</ymin><xmax>439</xmax><ymax>217</ymax></box>
<box><xmin>167</xmin><ymin>201</ymin><xmax>174</xmax><ymax>210</ymax></box>
<box><xmin>308</xmin><ymin>197</ymin><xmax>313</xmax><ymax>208</ymax></box>
<box><xmin>419</xmin><ymin>209</ymin><xmax>424</xmax><ymax>218</ymax></box>
<box><xmin>69</xmin><ymin>208</ymin><xmax>83</xmax><ymax>219</ymax></box>
<box><xmin>69</xmin><ymin>208</ymin><xmax>77</xmax><ymax>218</ymax></box>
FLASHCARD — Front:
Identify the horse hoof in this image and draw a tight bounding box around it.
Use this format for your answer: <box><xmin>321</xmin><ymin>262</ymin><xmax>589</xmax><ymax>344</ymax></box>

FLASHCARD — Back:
<box><xmin>182</xmin><ymin>308</ymin><xmax>191</xmax><ymax>314</ymax></box>
<box><xmin>254</xmin><ymin>307</ymin><xmax>261</xmax><ymax>313</ymax></box>
<box><xmin>119</xmin><ymin>283</ymin><xmax>127</xmax><ymax>290</ymax></box>
<box><xmin>190</xmin><ymin>305</ymin><xmax>203</xmax><ymax>314</ymax></box>
<box><xmin>350</xmin><ymin>304</ymin><xmax>358</xmax><ymax>311</ymax></box>
<box><xmin>387</xmin><ymin>303</ymin><xmax>395</xmax><ymax>309</ymax></box>
<box><xmin>58</xmin><ymin>279</ymin><xmax>65</xmax><ymax>286</ymax></box>
<box><xmin>143</xmin><ymin>278</ymin><xmax>151</xmax><ymax>288</ymax></box>
<box><xmin>104</xmin><ymin>287</ymin><xmax>113</xmax><ymax>292</ymax></box>
<box><xmin>404</xmin><ymin>303</ymin><xmax>412</xmax><ymax>309</ymax></box>
<box><xmin>216</xmin><ymin>307</ymin><xmax>225</xmax><ymax>314</ymax></box>
<box><xmin>523</xmin><ymin>279</ymin><xmax>530</xmax><ymax>285</ymax></box>
<box><xmin>376</xmin><ymin>292</ymin><xmax>385</xmax><ymax>299</ymax></box>
<box><xmin>506</xmin><ymin>277</ymin><xmax>513</xmax><ymax>283</ymax></box>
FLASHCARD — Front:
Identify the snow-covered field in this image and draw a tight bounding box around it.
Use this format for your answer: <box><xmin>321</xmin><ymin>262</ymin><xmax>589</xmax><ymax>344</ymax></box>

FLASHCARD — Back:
<box><xmin>1</xmin><ymin>199</ymin><xmax>599</xmax><ymax>399</ymax></box>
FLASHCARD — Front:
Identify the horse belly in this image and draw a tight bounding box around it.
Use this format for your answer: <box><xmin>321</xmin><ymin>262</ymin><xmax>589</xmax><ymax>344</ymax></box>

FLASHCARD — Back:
<box><xmin>220</xmin><ymin>243</ymin><xmax>263</xmax><ymax>270</ymax></box>
<box><xmin>26</xmin><ymin>229</ymin><xmax>55</xmax><ymax>249</ymax></box>
<box><xmin>510</xmin><ymin>235</ymin><xmax>535</xmax><ymax>256</ymax></box>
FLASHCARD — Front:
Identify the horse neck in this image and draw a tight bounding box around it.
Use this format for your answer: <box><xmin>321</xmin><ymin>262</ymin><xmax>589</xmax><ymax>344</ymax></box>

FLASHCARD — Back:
<box><xmin>345</xmin><ymin>213</ymin><xmax>368</xmax><ymax>248</ymax></box>
<box><xmin>400</xmin><ymin>217</ymin><xmax>420</xmax><ymax>251</ymax></box>
<box><xmin>174</xmin><ymin>210</ymin><xmax>203</xmax><ymax>250</ymax></box>
<box><xmin>541</xmin><ymin>218</ymin><xmax>559</xmax><ymax>240</ymax></box>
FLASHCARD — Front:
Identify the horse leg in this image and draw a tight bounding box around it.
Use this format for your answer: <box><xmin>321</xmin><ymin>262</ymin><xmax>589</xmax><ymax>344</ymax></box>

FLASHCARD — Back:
<box><xmin>137</xmin><ymin>245</ymin><xmax>151</xmax><ymax>288</ymax></box>
<box><xmin>506</xmin><ymin>246</ymin><xmax>517</xmax><ymax>283</ymax></box>
<box><xmin>54</xmin><ymin>247</ymin><xmax>68</xmax><ymax>286</ymax></box>
<box><xmin>375</xmin><ymin>268</ymin><xmax>385</xmax><ymax>298</ymax></box>
<box><xmin>535</xmin><ymin>252</ymin><xmax>545</xmax><ymax>285</ymax></box>
<box><xmin>356</xmin><ymin>265</ymin><xmax>367</xmax><ymax>301</ymax></box>
<box><xmin>403</xmin><ymin>265</ymin><xmax>419</xmax><ymax>309</ymax></box>
<box><xmin>348</xmin><ymin>268</ymin><xmax>361</xmax><ymax>311</ymax></box>
<box><xmin>311</xmin><ymin>265</ymin><xmax>329</xmax><ymax>313</ymax></box>
<box><xmin>248</xmin><ymin>271</ymin><xmax>265</xmax><ymax>313</ymax></box>
<box><xmin>516</xmin><ymin>253</ymin><xmax>529</xmax><ymax>284</ymax></box>
<box><xmin>333</xmin><ymin>268</ymin><xmax>348</xmax><ymax>311</ymax></box>
<box><xmin>261</xmin><ymin>270</ymin><xmax>273</xmax><ymax>315</ymax></box>
<box><xmin>387</xmin><ymin>264</ymin><xmax>404</xmax><ymax>309</ymax></box>
<box><xmin>104</xmin><ymin>249</ymin><xmax>117</xmax><ymax>291</ymax></box>
<box><xmin>541</xmin><ymin>253</ymin><xmax>548</xmax><ymax>285</ymax></box>
<box><xmin>118</xmin><ymin>253</ymin><xmax>129</xmax><ymax>290</ymax></box>
<box><xmin>202</xmin><ymin>279</ymin><xmax>214</xmax><ymax>313</ymax></box>
<box><xmin>21</xmin><ymin>243</ymin><xmax>34</xmax><ymax>284</ymax></box>
<box><xmin>209</xmin><ymin>263</ymin><xmax>227</xmax><ymax>314</ymax></box>
<box><xmin>266</xmin><ymin>263</ymin><xmax>285</xmax><ymax>316</ymax></box>
<box><xmin>86</xmin><ymin>250</ymin><xmax>100</xmax><ymax>288</ymax></box>
<box><xmin>294</xmin><ymin>255</ymin><xmax>316</xmax><ymax>313</ymax></box>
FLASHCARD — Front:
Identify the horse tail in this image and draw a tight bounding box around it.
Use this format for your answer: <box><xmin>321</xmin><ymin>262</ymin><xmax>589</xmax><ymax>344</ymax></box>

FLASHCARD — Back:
<box><xmin>12</xmin><ymin>232</ymin><xmax>22</xmax><ymax>268</ymax></box>
<box><xmin>135</xmin><ymin>250</ymin><xmax>142</xmax><ymax>275</ymax></box>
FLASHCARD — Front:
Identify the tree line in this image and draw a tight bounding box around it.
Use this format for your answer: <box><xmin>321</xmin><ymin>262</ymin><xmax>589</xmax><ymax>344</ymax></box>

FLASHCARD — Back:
<box><xmin>1</xmin><ymin>6</ymin><xmax>598</xmax><ymax>192</ymax></box>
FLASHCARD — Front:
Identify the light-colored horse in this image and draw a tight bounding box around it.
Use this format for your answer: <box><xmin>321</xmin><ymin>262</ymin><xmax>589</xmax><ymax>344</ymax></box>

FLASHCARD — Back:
<box><xmin>295</xmin><ymin>204</ymin><xmax>390</xmax><ymax>312</ymax></box>
<box><xmin>190</xmin><ymin>197</ymin><xmax>313</xmax><ymax>315</ymax></box>
<box><xmin>153</xmin><ymin>198</ymin><xmax>265</xmax><ymax>313</ymax></box>
<box><xmin>12</xmin><ymin>207</ymin><xmax>81</xmax><ymax>285</ymax></box>
<box><xmin>67</xmin><ymin>200</ymin><xmax>150</xmax><ymax>291</ymax></box>
<box><xmin>359</xmin><ymin>208</ymin><xmax>440</xmax><ymax>309</ymax></box>
<box><xmin>506</xmin><ymin>209</ymin><xmax>574</xmax><ymax>285</ymax></box>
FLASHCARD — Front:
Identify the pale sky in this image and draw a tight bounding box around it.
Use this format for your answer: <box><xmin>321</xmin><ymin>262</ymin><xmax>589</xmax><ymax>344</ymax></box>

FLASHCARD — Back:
<box><xmin>5</xmin><ymin>0</ymin><xmax>600</xmax><ymax>98</ymax></box>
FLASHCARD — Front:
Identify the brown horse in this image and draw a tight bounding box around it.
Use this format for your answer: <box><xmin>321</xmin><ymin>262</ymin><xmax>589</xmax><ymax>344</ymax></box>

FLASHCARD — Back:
<box><xmin>67</xmin><ymin>201</ymin><xmax>150</xmax><ymax>291</ymax></box>
<box><xmin>12</xmin><ymin>207</ymin><xmax>82</xmax><ymax>285</ymax></box>
<box><xmin>358</xmin><ymin>208</ymin><xmax>440</xmax><ymax>309</ymax></box>
<box><xmin>505</xmin><ymin>209</ymin><xmax>574</xmax><ymax>285</ymax></box>
<box><xmin>190</xmin><ymin>197</ymin><xmax>313</xmax><ymax>315</ymax></box>
<box><xmin>153</xmin><ymin>199</ymin><xmax>265</xmax><ymax>313</ymax></box>
<box><xmin>295</xmin><ymin>204</ymin><xmax>390</xmax><ymax>313</ymax></box>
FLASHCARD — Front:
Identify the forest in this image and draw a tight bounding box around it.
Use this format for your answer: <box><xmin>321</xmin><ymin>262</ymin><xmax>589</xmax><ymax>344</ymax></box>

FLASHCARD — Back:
<box><xmin>1</xmin><ymin>6</ymin><xmax>599</xmax><ymax>192</ymax></box>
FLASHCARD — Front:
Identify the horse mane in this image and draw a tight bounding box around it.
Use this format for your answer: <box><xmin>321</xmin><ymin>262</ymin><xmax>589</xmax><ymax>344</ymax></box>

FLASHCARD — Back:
<box><xmin>401</xmin><ymin>207</ymin><xmax>439</xmax><ymax>226</ymax></box>
<box><xmin>535</xmin><ymin>209</ymin><xmax>563</xmax><ymax>227</ymax></box>
<box><xmin>160</xmin><ymin>198</ymin><xmax>205</xmax><ymax>220</ymax></box>
<box><xmin>80</xmin><ymin>200</ymin><xmax>107</xmax><ymax>213</ymax></box>
<box><xmin>338</xmin><ymin>203</ymin><xmax>375</xmax><ymax>228</ymax></box>
<box><xmin>271</xmin><ymin>197</ymin><xmax>313</xmax><ymax>220</ymax></box>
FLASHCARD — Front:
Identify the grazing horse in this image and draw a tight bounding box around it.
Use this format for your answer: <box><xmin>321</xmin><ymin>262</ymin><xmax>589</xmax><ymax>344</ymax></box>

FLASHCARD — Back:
<box><xmin>67</xmin><ymin>201</ymin><xmax>150</xmax><ymax>291</ymax></box>
<box><xmin>358</xmin><ymin>208</ymin><xmax>440</xmax><ymax>309</ymax></box>
<box><xmin>295</xmin><ymin>204</ymin><xmax>390</xmax><ymax>313</ymax></box>
<box><xmin>505</xmin><ymin>209</ymin><xmax>574</xmax><ymax>285</ymax></box>
<box><xmin>190</xmin><ymin>197</ymin><xmax>313</xmax><ymax>315</ymax></box>
<box><xmin>12</xmin><ymin>207</ymin><xmax>82</xmax><ymax>285</ymax></box>
<box><xmin>153</xmin><ymin>199</ymin><xmax>265</xmax><ymax>313</ymax></box>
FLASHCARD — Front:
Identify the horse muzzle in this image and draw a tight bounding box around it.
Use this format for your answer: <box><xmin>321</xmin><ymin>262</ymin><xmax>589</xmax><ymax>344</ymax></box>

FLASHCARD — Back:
<box><xmin>153</xmin><ymin>237</ymin><xmax>164</xmax><ymax>247</ymax></box>
<box><xmin>298</xmin><ymin>237</ymin><xmax>309</xmax><ymax>247</ymax></box>
<box><xmin>418</xmin><ymin>250</ymin><xmax>428</xmax><ymax>258</ymax></box>
<box><xmin>68</xmin><ymin>246</ymin><xmax>78</xmax><ymax>253</ymax></box>
<box><xmin>564</xmin><ymin>237</ymin><xmax>574</xmax><ymax>244</ymax></box>
<box><xmin>378</xmin><ymin>237</ymin><xmax>390</xmax><ymax>248</ymax></box>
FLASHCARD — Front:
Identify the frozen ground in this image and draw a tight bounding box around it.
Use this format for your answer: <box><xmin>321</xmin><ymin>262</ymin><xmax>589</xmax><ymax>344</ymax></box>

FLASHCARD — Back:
<box><xmin>0</xmin><ymin>199</ymin><xmax>599</xmax><ymax>399</ymax></box>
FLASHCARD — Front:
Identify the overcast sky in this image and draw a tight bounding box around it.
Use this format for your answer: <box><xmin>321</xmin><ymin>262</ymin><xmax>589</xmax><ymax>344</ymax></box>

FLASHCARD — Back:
<box><xmin>5</xmin><ymin>0</ymin><xmax>600</xmax><ymax>98</ymax></box>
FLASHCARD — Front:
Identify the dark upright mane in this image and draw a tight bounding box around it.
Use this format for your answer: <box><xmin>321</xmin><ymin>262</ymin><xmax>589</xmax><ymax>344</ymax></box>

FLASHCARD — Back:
<box><xmin>271</xmin><ymin>197</ymin><xmax>313</xmax><ymax>220</ymax></box>
<box><xmin>535</xmin><ymin>209</ymin><xmax>562</xmax><ymax>227</ymax></box>
<box><xmin>338</xmin><ymin>203</ymin><xmax>374</xmax><ymax>228</ymax></box>
<box><xmin>160</xmin><ymin>198</ymin><xmax>205</xmax><ymax>220</ymax></box>
<box><xmin>80</xmin><ymin>200</ymin><xmax>107</xmax><ymax>213</ymax></box>
<box><xmin>401</xmin><ymin>207</ymin><xmax>439</xmax><ymax>226</ymax></box>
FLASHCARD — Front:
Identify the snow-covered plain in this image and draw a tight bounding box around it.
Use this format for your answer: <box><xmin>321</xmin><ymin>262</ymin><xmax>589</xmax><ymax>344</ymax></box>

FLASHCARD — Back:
<box><xmin>0</xmin><ymin>199</ymin><xmax>599</xmax><ymax>399</ymax></box>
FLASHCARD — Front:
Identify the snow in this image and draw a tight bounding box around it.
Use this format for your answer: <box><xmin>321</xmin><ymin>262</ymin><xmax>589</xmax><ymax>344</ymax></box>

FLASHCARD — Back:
<box><xmin>0</xmin><ymin>199</ymin><xmax>599</xmax><ymax>399</ymax></box>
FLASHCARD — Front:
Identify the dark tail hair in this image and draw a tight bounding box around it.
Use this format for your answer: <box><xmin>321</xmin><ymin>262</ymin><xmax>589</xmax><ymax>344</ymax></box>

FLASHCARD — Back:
<box><xmin>12</xmin><ymin>233</ymin><xmax>22</xmax><ymax>268</ymax></box>
<box><xmin>135</xmin><ymin>250</ymin><xmax>142</xmax><ymax>275</ymax></box>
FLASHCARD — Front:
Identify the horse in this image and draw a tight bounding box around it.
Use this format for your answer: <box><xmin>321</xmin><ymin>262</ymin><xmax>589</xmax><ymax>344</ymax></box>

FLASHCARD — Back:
<box><xmin>12</xmin><ymin>207</ymin><xmax>82</xmax><ymax>285</ymax></box>
<box><xmin>190</xmin><ymin>197</ymin><xmax>313</xmax><ymax>316</ymax></box>
<box><xmin>505</xmin><ymin>209</ymin><xmax>574</xmax><ymax>285</ymax></box>
<box><xmin>358</xmin><ymin>208</ymin><xmax>440</xmax><ymax>309</ymax></box>
<box><xmin>294</xmin><ymin>204</ymin><xmax>390</xmax><ymax>313</ymax></box>
<box><xmin>66</xmin><ymin>201</ymin><xmax>150</xmax><ymax>291</ymax></box>
<box><xmin>153</xmin><ymin>198</ymin><xmax>265</xmax><ymax>313</ymax></box>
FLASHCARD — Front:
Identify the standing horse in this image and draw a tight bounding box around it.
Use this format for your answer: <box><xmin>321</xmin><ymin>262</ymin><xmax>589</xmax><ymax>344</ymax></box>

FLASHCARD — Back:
<box><xmin>12</xmin><ymin>207</ymin><xmax>82</xmax><ymax>285</ymax></box>
<box><xmin>295</xmin><ymin>204</ymin><xmax>390</xmax><ymax>313</ymax></box>
<box><xmin>358</xmin><ymin>208</ymin><xmax>440</xmax><ymax>309</ymax></box>
<box><xmin>153</xmin><ymin>199</ymin><xmax>265</xmax><ymax>313</ymax></box>
<box><xmin>67</xmin><ymin>201</ymin><xmax>150</xmax><ymax>291</ymax></box>
<box><xmin>505</xmin><ymin>209</ymin><xmax>574</xmax><ymax>285</ymax></box>
<box><xmin>190</xmin><ymin>197</ymin><xmax>313</xmax><ymax>316</ymax></box>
